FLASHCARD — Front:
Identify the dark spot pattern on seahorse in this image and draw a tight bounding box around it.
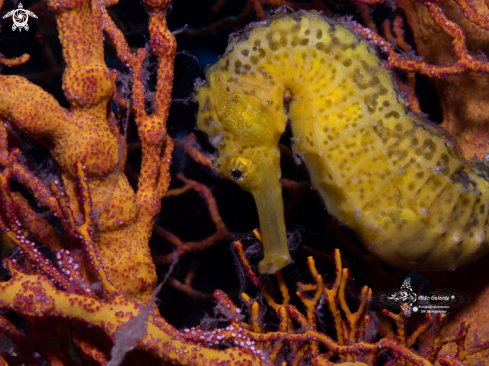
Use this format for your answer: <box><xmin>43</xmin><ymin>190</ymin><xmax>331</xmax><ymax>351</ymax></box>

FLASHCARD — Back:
<box><xmin>195</xmin><ymin>11</ymin><xmax>489</xmax><ymax>273</ymax></box>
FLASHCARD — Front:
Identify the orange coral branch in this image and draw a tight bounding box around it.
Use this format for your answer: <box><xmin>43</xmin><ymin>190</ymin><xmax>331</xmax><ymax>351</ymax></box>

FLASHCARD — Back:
<box><xmin>72</xmin><ymin>327</ymin><xmax>109</xmax><ymax>366</ymax></box>
<box><xmin>0</xmin><ymin>260</ymin><xmax>263</xmax><ymax>365</ymax></box>
<box><xmin>168</xmin><ymin>265</ymin><xmax>214</xmax><ymax>301</ymax></box>
<box><xmin>182</xmin><ymin>134</ymin><xmax>214</xmax><ymax>170</ymax></box>
<box><xmin>1</xmin><ymin>0</ymin><xmax>489</xmax><ymax>365</ymax></box>
<box><xmin>0</xmin><ymin>315</ymin><xmax>41</xmax><ymax>366</ymax></box>
<box><xmin>383</xmin><ymin>15</ymin><xmax>422</xmax><ymax>114</ymax></box>
<box><xmin>177</xmin><ymin>244</ymin><xmax>485</xmax><ymax>365</ymax></box>
<box><xmin>154</xmin><ymin>173</ymin><xmax>231</xmax><ymax>264</ymax></box>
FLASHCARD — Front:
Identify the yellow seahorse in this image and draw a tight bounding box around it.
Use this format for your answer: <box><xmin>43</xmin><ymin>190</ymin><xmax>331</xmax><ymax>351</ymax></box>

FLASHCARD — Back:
<box><xmin>195</xmin><ymin>10</ymin><xmax>489</xmax><ymax>273</ymax></box>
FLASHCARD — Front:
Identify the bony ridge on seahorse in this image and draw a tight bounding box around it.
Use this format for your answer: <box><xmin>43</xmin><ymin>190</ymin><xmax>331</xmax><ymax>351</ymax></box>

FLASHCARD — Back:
<box><xmin>195</xmin><ymin>10</ymin><xmax>489</xmax><ymax>273</ymax></box>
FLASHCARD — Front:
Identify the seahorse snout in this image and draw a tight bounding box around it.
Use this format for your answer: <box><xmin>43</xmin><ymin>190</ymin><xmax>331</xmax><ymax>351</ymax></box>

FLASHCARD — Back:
<box><xmin>250</xmin><ymin>167</ymin><xmax>291</xmax><ymax>273</ymax></box>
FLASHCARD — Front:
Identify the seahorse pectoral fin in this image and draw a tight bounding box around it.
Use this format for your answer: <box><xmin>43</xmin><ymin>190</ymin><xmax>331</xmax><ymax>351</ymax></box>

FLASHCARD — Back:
<box><xmin>251</xmin><ymin>172</ymin><xmax>291</xmax><ymax>274</ymax></box>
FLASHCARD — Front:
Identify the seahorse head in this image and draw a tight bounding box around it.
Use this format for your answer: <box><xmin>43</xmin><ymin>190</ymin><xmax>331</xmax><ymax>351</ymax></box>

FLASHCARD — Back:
<box><xmin>196</xmin><ymin>76</ymin><xmax>290</xmax><ymax>274</ymax></box>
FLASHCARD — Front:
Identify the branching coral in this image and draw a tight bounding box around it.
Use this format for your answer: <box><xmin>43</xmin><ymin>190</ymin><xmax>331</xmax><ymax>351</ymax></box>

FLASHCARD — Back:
<box><xmin>1</xmin><ymin>0</ymin><xmax>175</xmax><ymax>304</ymax></box>
<box><xmin>179</xmin><ymin>243</ymin><xmax>489</xmax><ymax>366</ymax></box>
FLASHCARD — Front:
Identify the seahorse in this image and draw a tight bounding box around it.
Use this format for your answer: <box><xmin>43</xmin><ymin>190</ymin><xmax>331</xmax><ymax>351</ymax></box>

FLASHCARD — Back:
<box><xmin>195</xmin><ymin>10</ymin><xmax>489</xmax><ymax>273</ymax></box>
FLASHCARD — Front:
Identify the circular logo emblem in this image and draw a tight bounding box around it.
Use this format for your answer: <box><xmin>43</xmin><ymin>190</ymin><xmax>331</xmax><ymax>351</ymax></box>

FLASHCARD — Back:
<box><xmin>2</xmin><ymin>3</ymin><xmax>38</xmax><ymax>32</ymax></box>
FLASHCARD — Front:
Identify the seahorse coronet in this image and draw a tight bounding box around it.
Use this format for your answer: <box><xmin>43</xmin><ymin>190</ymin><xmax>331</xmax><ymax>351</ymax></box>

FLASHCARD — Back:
<box><xmin>195</xmin><ymin>9</ymin><xmax>489</xmax><ymax>273</ymax></box>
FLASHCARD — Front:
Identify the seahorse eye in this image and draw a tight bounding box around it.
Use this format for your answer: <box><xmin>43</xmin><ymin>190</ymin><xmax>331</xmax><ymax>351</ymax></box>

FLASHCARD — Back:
<box><xmin>230</xmin><ymin>169</ymin><xmax>243</xmax><ymax>181</ymax></box>
<box><xmin>226</xmin><ymin>157</ymin><xmax>255</xmax><ymax>185</ymax></box>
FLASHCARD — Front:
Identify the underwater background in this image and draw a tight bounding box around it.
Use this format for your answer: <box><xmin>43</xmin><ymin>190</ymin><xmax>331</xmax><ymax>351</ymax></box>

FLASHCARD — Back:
<box><xmin>1</xmin><ymin>0</ymin><xmax>489</xmax><ymax>364</ymax></box>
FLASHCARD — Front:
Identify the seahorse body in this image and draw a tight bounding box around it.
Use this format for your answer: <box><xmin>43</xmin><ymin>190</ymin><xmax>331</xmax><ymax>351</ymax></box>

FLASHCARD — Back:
<box><xmin>195</xmin><ymin>11</ymin><xmax>489</xmax><ymax>273</ymax></box>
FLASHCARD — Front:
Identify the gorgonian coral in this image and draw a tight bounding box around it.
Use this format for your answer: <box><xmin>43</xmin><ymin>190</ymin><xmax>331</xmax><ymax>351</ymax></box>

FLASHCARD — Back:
<box><xmin>1</xmin><ymin>0</ymin><xmax>489</xmax><ymax>365</ymax></box>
